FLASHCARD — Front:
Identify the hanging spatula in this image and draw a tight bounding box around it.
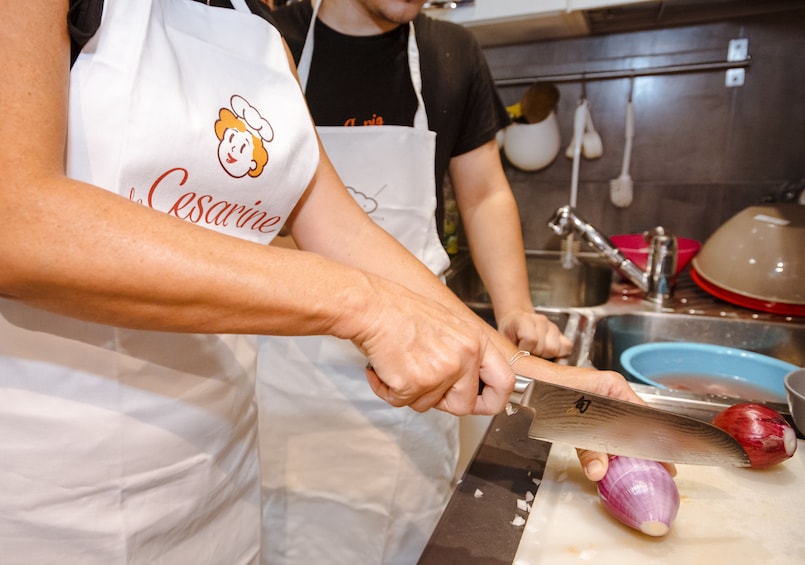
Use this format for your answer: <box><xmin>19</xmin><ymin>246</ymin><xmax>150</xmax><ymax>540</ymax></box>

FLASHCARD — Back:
<box><xmin>610</xmin><ymin>79</ymin><xmax>635</xmax><ymax>207</ymax></box>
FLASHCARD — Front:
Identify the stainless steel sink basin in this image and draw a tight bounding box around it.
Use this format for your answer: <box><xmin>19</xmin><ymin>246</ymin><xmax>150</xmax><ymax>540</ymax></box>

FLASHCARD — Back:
<box><xmin>585</xmin><ymin>310</ymin><xmax>804</xmax><ymax>428</ymax></box>
<box><xmin>446</xmin><ymin>250</ymin><xmax>613</xmax><ymax>317</ymax></box>
<box><xmin>448</xmin><ymin>252</ymin><xmax>804</xmax><ymax>416</ymax></box>
<box><xmin>590</xmin><ymin>312</ymin><xmax>805</xmax><ymax>381</ymax></box>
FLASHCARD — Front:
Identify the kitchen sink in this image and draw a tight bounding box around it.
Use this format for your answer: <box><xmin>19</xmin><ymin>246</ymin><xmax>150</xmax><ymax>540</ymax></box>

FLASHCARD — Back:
<box><xmin>585</xmin><ymin>310</ymin><xmax>805</xmax><ymax>431</ymax></box>
<box><xmin>589</xmin><ymin>312</ymin><xmax>805</xmax><ymax>380</ymax></box>
<box><xmin>566</xmin><ymin>271</ymin><xmax>805</xmax><ymax>423</ymax></box>
<box><xmin>446</xmin><ymin>250</ymin><xmax>613</xmax><ymax>317</ymax></box>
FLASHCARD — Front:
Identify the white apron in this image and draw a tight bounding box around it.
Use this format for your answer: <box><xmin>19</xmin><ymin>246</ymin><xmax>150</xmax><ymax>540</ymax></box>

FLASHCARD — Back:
<box><xmin>257</xmin><ymin>2</ymin><xmax>455</xmax><ymax>563</ymax></box>
<box><xmin>0</xmin><ymin>1</ymin><xmax>318</xmax><ymax>563</ymax></box>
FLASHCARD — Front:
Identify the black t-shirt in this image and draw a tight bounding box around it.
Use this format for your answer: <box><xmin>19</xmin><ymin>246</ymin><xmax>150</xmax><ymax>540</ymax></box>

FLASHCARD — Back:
<box><xmin>272</xmin><ymin>0</ymin><xmax>511</xmax><ymax>228</ymax></box>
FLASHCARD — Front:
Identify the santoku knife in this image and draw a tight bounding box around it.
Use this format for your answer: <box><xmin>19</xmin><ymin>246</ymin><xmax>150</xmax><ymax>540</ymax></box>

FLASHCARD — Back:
<box><xmin>510</xmin><ymin>375</ymin><xmax>750</xmax><ymax>467</ymax></box>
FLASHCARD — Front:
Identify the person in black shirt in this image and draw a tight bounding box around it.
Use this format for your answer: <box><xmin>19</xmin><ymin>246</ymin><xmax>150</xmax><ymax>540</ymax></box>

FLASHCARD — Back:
<box><xmin>259</xmin><ymin>1</ymin><xmax>574</xmax><ymax>563</ymax></box>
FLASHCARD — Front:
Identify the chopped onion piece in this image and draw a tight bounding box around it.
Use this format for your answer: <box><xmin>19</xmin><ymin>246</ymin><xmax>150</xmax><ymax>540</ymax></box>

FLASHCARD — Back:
<box><xmin>511</xmin><ymin>515</ymin><xmax>526</xmax><ymax>527</ymax></box>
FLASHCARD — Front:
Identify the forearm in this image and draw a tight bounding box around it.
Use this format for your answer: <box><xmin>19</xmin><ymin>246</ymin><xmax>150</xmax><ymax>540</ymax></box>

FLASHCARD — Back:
<box><xmin>288</xmin><ymin>150</ymin><xmax>522</xmax><ymax>361</ymax></box>
<box><xmin>2</xmin><ymin>174</ymin><xmax>383</xmax><ymax>340</ymax></box>
<box><xmin>461</xmin><ymin>188</ymin><xmax>534</xmax><ymax>322</ymax></box>
<box><xmin>0</xmin><ymin>7</ymin><xmax>375</xmax><ymax>342</ymax></box>
<box><xmin>448</xmin><ymin>142</ymin><xmax>533</xmax><ymax>322</ymax></box>
<box><xmin>1</xmin><ymin>160</ymin><xmax>515</xmax><ymax>416</ymax></box>
<box><xmin>447</xmin><ymin>141</ymin><xmax>573</xmax><ymax>358</ymax></box>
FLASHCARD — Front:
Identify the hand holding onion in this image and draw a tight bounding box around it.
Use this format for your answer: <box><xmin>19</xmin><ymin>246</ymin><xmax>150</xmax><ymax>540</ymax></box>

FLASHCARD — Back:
<box><xmin>513</xmin><ymin>362</ymin><xmax>663</xmax><ymax>481</ymax></box>
<box><xmin>712</xmin><ymin>403</ymin><xmax>797</xmax><ymax>468</ymax></box>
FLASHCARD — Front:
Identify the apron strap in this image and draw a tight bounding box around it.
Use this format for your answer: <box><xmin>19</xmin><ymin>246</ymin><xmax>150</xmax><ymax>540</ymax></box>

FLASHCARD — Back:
<box><xmin>295</xmin><ymin>0</ymin><xmax>320</xmax><ymax>89</ymax></box>
<box><xmin>230</xmin><ymin>0</ymin><xmax>250</xmax><ymax>12</ymax></box>
<box><xmin>297</xmin><ymin>0</ymin><xmax>429</xmax><ymax>131</ymax></box>
<box><xmin>407</xmin><ymin>23</ymin><xmax>428</xmax><ymax>131</ymax></box>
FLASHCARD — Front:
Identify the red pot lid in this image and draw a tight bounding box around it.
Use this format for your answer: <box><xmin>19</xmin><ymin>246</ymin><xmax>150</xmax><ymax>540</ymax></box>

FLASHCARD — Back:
<box><xmin>691</xmin><ymin>267</ymin><xmax>805</xmax><ymax>317</ymax></box>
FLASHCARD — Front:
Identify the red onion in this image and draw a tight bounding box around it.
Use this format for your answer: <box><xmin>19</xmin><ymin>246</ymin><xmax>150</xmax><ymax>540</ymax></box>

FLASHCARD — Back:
<box><xmin>712</xmin><ymin>403</ymin><xmax>797</xmax><ymax>468</ymax></box>
<box><xmin>597</xmin><ymin>456</ymin><xmax>680</xmax><ymax>537</ymax></box>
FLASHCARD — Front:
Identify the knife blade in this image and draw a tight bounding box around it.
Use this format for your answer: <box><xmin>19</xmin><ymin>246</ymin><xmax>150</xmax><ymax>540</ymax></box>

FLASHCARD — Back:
<box><xmin>510</xmin><ymin>375</ymin><xmax>750</xmax><ymax>467</ymax></box>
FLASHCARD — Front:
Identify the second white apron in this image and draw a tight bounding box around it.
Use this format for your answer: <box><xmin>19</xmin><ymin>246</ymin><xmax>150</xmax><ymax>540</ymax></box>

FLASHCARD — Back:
<box><xmin>258</xmin><ymin>1</ymin><xmax>455</xmax><ymax>563</ymax></box>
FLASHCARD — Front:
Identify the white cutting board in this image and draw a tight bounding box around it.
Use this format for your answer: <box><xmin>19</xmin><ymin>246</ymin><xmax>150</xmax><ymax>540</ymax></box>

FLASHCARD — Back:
<box><xmin>514</xmin><ymin>441</ymin><xmax>805</xmax><ymax>564</ymax></box>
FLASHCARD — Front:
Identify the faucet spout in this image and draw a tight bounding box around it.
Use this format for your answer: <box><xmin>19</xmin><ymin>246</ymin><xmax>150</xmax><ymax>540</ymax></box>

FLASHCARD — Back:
<box><xmin>547</xmin><ymin>205</ymin><xmax>678</xmax><ymax>304</ymax></box>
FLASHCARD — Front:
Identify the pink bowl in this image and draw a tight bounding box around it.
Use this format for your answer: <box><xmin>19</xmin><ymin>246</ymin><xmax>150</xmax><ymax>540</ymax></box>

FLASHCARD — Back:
<box><xmin>610</xmin><ymin>234</ymin><xmax>701</xmax><ymax>275</ymax></box>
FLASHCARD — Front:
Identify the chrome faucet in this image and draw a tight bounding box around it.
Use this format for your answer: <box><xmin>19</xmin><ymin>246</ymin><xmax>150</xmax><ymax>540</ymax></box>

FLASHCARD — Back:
<box><xmin>547</xmin><ymin>205</ymin><xmax>679</xmax><ymax>304</ymax></box>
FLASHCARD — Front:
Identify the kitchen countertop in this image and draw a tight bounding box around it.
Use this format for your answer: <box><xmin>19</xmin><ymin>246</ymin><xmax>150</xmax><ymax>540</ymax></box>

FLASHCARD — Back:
<box><xmin>422</xmin><ymin>409</ymin><xmax>805</xmax><ymax>564</ymax></box>
<box><xmin>514</xmin><ymin>441</ymin><xmax>805</xmax><ymax>564</ymax></box>
<box><xmin>420</xmin><ymin>266</ymin><xmax>805</xmax><ymax>564</ymax></box>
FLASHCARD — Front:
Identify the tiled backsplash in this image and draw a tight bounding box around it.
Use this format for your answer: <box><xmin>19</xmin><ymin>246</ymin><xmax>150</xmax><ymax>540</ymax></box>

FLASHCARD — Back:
<box><xmin>481</xmin><ymin>9</ymin><xmax>805</xmax><ymax>250</ymax></box>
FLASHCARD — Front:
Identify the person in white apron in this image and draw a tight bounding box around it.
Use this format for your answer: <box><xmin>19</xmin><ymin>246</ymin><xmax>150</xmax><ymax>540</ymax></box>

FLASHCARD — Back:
<box><xmin>1</xmin><ymin>2</ymin><xmax>646</xmax><ymax>562</ymax></box>
<box><xmin>257</xmin><ymin>2</ymin><xmax>460</xmax><ymax>563</ymax></box>
<box><xmin>3</xmin><ymin>1</ymin><xmax>541</xmax><ymax>561</ymax></box>
<box><xmin>1</xmin><ymin>0</ymin><xmax>316</xmax><ymax>562</ymax></box>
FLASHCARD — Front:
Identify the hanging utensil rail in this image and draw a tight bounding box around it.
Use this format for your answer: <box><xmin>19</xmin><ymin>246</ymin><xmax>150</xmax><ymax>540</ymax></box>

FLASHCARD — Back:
<box><xmin>494</xmin><ymin>57</ymin><xmax>750</xmax><ymax>87</ymax></box>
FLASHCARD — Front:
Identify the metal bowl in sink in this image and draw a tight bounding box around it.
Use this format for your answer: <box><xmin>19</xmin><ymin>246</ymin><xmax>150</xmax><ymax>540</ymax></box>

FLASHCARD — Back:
<box><xmin>446</xmin><ymin>250</ymin><xmax>613</xmax><ymax>317</ymax></box>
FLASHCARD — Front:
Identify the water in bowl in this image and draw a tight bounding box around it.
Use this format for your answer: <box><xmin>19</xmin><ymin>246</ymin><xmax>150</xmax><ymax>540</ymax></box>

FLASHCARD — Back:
<box><xmin>650</xmin><ymin>372</ymin><xmax>782</xmax><ymax>403</ymax></box>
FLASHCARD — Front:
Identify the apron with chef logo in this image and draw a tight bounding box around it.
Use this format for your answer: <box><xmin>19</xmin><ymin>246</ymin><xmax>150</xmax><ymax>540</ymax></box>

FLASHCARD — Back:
<box><xmin>257</xmin><ymin>1</ymin><xmax>455</xmax><ymax>563</ymax></box>
<box><xmin>0</xmin><ymin>0</ymin><xmax>317</xmax><ymax>563</ymax></box>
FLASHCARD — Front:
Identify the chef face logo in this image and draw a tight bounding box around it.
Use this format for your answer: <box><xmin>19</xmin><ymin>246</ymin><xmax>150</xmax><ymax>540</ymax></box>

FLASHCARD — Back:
<box><xmin>214</xmin><ymin>95</ymin><xmax>273</xmax><ymax>179</ymax></box>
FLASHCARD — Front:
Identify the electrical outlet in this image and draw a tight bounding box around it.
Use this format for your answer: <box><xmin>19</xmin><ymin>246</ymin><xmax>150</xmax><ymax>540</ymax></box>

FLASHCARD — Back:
<box><xmin>727</xmin><ymin>38</ymin><xmax>749</xmax><ymax>62</ymax></box>
<box><xmin>725</xmin><ymin>68</ymin><xmax>745</xmax><ymax>87</ymax></box>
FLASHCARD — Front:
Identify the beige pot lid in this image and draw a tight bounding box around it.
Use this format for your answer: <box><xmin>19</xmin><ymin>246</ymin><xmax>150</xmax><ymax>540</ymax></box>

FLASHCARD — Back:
<box><xmin>692</xmin><ymin>203</ymin><xmax>805</xmax><ymax>305</ymax></box>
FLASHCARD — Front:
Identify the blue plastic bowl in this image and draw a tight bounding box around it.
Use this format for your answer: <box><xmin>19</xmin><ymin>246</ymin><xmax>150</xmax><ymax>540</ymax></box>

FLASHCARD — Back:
<box><xmin>620</xmin><ymin>342</ymin><xmax>799</xmax><ymax>403</ymax></box>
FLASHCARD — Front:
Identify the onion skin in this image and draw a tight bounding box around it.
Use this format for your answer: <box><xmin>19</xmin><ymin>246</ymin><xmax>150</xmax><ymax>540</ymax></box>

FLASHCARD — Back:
<box><xmin>712</xmin><ymin>403</ymin><xmax>798</xmax><ymax>468</ymax></box>
<box><xmin>597</xmin><ymin>456</ymin><xmax>680</xmax><ymax>537</ymax></box>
